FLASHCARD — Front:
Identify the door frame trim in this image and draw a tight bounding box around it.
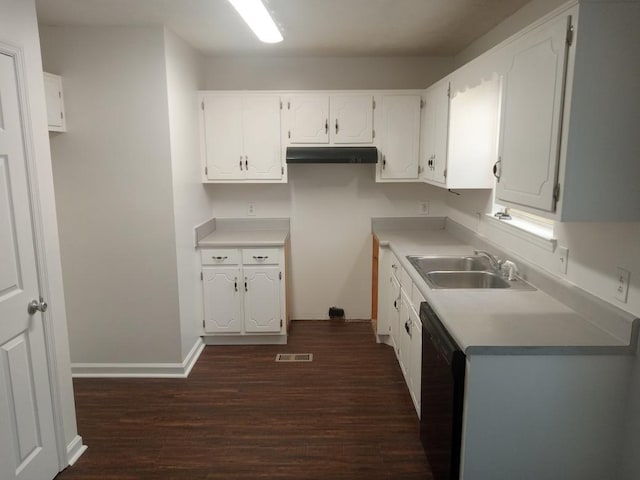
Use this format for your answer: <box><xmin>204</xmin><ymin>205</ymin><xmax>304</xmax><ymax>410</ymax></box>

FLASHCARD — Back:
<box><xmin>0</xmin><ymin>41</ymin><xmax>69</xmax><ymax>471</ymax></box>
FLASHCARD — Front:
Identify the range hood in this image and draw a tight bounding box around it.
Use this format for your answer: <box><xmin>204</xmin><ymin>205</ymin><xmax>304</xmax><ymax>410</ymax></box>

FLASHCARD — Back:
<box><xmin>286</xmin><ymin>146</ymin><xmax>378</xmax><ymax>164</ymax></box>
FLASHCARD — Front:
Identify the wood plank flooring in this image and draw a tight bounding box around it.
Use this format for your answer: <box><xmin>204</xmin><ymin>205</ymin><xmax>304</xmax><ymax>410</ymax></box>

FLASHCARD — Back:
<box><xmin>55</xmin><ymin>321</ymin><xmax>431</xmax><ymax>479</ymax></box>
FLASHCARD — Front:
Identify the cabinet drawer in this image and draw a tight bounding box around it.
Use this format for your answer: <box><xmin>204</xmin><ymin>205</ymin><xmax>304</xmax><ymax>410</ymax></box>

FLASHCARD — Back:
<box><xmin>242</xmin><ymin>248</ymin><xmax>280</xmax><ymax>265</ymax></box>
<box><xmin>201</xmin><ymin>248</ymin><xmax>241</xmax><ymax>265</ymax></box>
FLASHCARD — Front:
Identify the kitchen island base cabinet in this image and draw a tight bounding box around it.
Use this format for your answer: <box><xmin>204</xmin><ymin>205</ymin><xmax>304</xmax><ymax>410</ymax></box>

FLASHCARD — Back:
<box><xmin>201</xmin><ymin>247</ymin><xmax>287</xmax><ymax>345</ymax></box>
<box><xmin>460</xmin><ymin>354</ymin><xmax>632</xmax><ymax>480</ymax></box>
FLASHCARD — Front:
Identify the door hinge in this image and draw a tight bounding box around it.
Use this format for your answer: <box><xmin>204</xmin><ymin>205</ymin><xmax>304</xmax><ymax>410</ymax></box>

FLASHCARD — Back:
<box><xmin>280</xmin><ymin>100</ymin><xmax>283</xmax><ymax>110</ymax></box>
<box><xmin>201</xmin><ymin>101</ymin><xmax>204</xmax><ymax>111</ymax></box>
<box><xmin>566</xmin><ymin>23</ymin><xmax>574</xmax><ymax>46</ymax></box>
<box><xmin>447</xmin><ymin>84</ymin><xmax>451</xmax><ymax>98</ymax></box>
<box><xmin>372</xmin><ymin>129</ymin><xmax>375</xmax><ymax>139</ymax></box>
<box><xmin>200</xmin><ymin>272</ymin><xmax>203</xmax><ymax>281</ymax></box>
<box><xmin>202</xmin><ymin>319</ymin><xmax>205</xmax><ymax>328</ymax></box>
<box><xmin>205</xmin><ymin>166</ymin><xmax>208</xmax><ymax>176</ymax></box>
<box><xmin>372</xmin><ymin>99</ymin><xmax>376</xmax><ymax>109</ymax></box>
<box><xmin>61</xmin><ymin>112</ymin><xmax>64</xmax><ymax>119</ymax></box>
<box><xmin>287</xmin><ymin>101</ymin><xmax>291</xmax><ymax>110</ymax></box>
<box><xmin>288</xmin><ymin>130</ymin><xmax>291</xmax><ymax>139</ymax></box>
<box><xmin>420</xmin><ymin>99</ymin><xmax>425</xmax><ymax>109</ymax></box>
<box><xmin>281</xmin><ymin>166</ymin><xmax>284</xmax><ymax>175</ymax></box>
<box><xmin>280</xmin><ymin>319</ymin><xmax>283</xmax><ymax>328</ymax></box>
<box><xmin>418</xmin><ymin>165</ymin><xmax>422</xmax><ymax>175</ymax></box>
<box><xmin>58</xmin><ymin>91</ymin><xmax>62</xmax><ymax>98</ymax></box>
<box><xmin>553</xmin><ymin>183</ymin><xmax>561</xmax><ymax>202</ymax></box>
<box><xmin>444</xmin><ymin>168</ymin><xmax>448</xmax><ymax>179</ymax></box>
<box><xmin>279</xmin><ymin>271</ymin><xmax>282</xmax><ymax>280</ymax></box>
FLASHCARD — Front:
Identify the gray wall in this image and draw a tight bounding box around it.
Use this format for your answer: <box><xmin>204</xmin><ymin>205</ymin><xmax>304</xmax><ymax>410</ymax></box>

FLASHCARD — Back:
<box><xmin>41</xmin><ymin>25</ymin><xmax>183</xmax><ymax>363</ymax></box>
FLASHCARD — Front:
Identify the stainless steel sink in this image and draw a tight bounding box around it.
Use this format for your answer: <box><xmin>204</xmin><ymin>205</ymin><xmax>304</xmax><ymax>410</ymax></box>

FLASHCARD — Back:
<box><xmin>425</xmin><ymin>271</ymin><xmax>510</xmax><ymax>289</ymax></box>
<box><xmin>407</xmin><ymin>255</ymin><xmax>492</xmax><ymax>273</ymax></box>
<box><xmin>406</xmin><ymin>255</ymin><xmax>536</xmax><ymax>290</ymax></box>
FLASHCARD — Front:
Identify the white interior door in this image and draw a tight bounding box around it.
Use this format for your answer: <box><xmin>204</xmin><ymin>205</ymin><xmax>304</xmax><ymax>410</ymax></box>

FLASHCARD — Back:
<box><xmin>0</xmin><ymin>52</ymin><xmax>58</xmax><ymax>480</ymax></box>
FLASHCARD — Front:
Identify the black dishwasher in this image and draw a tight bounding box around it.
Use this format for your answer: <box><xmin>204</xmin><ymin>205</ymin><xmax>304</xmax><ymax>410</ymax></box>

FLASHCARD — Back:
<box><xmin>420</xmin><ymin>301</ymin><xmax>466</xmax><ymax>480</ymax></box>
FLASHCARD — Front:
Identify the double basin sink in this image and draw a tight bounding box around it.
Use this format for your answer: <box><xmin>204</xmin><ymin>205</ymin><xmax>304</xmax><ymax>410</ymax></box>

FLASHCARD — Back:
<box><xmin>407</xmin><ymin>255</ymin><xmax>535</xmax><ymax>290</ymax></box>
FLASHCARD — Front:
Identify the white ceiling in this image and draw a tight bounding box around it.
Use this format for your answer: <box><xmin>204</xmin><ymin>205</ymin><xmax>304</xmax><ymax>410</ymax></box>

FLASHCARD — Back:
<box><xmin>35</xmin><ymin>0</ymin><xmax>532</xmax><ymax>57</ymax></box>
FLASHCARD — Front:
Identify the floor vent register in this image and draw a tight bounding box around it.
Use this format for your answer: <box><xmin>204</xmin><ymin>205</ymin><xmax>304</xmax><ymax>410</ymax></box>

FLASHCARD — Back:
<box><xmin>275</xmin><ymin>353</ymin><xmax>313</xmax><ymax>362</ymax></box>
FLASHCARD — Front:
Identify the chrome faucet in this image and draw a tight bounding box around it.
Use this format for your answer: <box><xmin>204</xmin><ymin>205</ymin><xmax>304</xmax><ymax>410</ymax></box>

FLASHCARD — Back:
<box><xmin>474</xmin><ymin>250</ymin><xmax>503</xmax><ymax>271</ymax></box>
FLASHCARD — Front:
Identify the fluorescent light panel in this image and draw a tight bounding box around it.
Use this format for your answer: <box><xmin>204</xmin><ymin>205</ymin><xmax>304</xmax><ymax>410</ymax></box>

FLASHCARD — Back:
<box><xmin>228</xmin><ymin>0</ymin><xmax>283</xmax><ymax>43</ymax></box>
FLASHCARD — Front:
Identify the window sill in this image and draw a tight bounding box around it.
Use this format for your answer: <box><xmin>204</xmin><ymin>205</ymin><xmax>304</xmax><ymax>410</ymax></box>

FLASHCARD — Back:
<box><xmin>483</xmin><ymin>214</ymin><xmax>557</xmax><ymax>252</ymax></box>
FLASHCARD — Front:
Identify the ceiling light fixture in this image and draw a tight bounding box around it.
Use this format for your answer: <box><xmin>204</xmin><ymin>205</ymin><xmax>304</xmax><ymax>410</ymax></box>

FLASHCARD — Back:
<box><xmin>228</xmin><ymin>0</ymin><xmax>283</xmax><ymax>44</ymax></box>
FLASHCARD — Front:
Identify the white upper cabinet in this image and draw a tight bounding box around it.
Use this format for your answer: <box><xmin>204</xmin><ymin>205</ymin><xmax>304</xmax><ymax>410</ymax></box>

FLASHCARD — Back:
<box><xmin>285</xmin><ymin>93</ymin><xmax>374</xmax><ymax>145</ymax></box>
<box><xmin>43</xmin><ymin>72</ymin><xmax>66</xmax><ymax>132</ymax></box>
<box><xmin>378</xmin><ymin>94</ymin><xmax>422</xmax><ymax>180</ymax></box>
<box><xmin>421</xmin><ymin>79</ymin><xmax>450</xmax><ymax>185</ymax></box>
<box><xmin>495</xmin><ymin>2</ymin><xmax>640</xmax><ymax>221</ymax></box>
<box><xmin>330</xmin><ymin>95</ymin><xmax>374</xmax><ymax>144</ymax></box>
<box><xmin>287</xmin><ymin>95</ymin><xmax>329</xmax><ymax>144</ymax></box>
<box><xmin>201</xmin><ymin>94</ymin><xmax>283</xmax><ymax>183</ymax></box>
<box><xmin>496</xmin><ymin>13</ymin><xmax>569</xmax><ymax>212</ymax></box>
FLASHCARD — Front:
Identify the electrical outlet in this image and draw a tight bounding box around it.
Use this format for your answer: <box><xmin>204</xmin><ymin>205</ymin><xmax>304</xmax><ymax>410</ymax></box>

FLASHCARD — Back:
<box><xmin>419</xmin><ymin>201</ymin><xmax>429</xmax><ymax>216</ymax></box>
<box><xmin>558</xmin><ymin>246</ymin><xmax>569</xmax><ymax>274</ymax></box>
<box><xmin>615</xmin><ymin>267</ymin><xmax>630</xmax><ymax>303</ymax></box>
<box><xmin>247</xmin><ymin>202</ymin><xmax>256</xmax><ymax>216</ymax></box>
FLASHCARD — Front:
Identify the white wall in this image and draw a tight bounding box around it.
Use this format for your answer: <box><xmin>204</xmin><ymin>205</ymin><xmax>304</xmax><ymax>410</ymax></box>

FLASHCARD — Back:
<box><xmin>2</xmin><ymin>0</ymin><xmax>79</xmax><ymax>457</ymax></box>
<box><xmin>205</xmin><ymin>56</ymin><xmax>454</xmax><ymax>90</ymax></box>
<box><xmin>163</xmin><ymin>28</ymin><xmax>212</xmax><ymax>359</ymax></box>
<box><xmin>208</xmin><ymin>167</ymin><xmax>448</xmax><ymax>319</ymax></box>
<box><xmin>41</xmin><ymin>25</ymin><xmax>183</xmax><ymax>363</ymax></box>
<box><xmin>203</xmin><ymin>56</ymin><xmax>453</xmax><ymax>319</ymax></box>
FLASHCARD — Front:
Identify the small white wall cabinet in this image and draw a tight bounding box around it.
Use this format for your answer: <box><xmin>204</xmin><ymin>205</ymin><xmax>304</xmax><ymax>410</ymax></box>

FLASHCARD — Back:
<box><xmin>43</xmin><ymin>72</ymin><xmax>66</xmax><ymax>132</ymax></box>
<box><xmin>200</xmin><ymin>94</ymin><xmax>284</xmax><ymax>183</ymax></box>
<box><xmin>420</xmin><ymin>74</ymin><xmax>500</xmax><ymax>189</ymax></box>
<box><xmin>377</xmin><ymin>95</ymin><xmax>422</xmax><ymax>181</ymax></box>
<box><xmin>284</xmin><ymin>94</ymin><xmax>374</xmax><ymax>145</ymax></box>
<box><xmin>420</xmin><ymin>79</ymin><xmax>449</xmax><ymax>185</ymax></box>
<box><xmin>495</xmin><ymin>2</ymin><xmax>640</xmax><ymax>221</ymax></box>
<box><xmin>201</xmin><ymin>247</ymin><xmax>286</xmax><ymax>342</ymax></box>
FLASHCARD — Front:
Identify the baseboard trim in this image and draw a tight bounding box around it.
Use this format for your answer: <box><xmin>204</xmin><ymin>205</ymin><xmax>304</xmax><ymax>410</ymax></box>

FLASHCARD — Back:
<box><xmin>66</xmin><ymin>435</ymin><xmax>87</xmax><ymax>466</ymax></box>
<box><xmin>202</xmin><ymin>334</ymin><xmax>287</xmax><ymax>345</ymax></box>
<box><xmin>71</xmin><ymin>338</ymin><xmax>205</xmax><ymax>378</ymax></box>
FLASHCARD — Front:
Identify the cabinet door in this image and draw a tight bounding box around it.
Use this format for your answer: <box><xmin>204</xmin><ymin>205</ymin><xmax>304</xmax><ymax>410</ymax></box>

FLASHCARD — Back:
<box><xmin>243</xmin><ymin>266</ymin><xmax>282</xmax><ymax>333</ymax></box>
<box><xmin>287</xmin><ymin>95</ymin><xmax>329</xmax><ymax>144</ymax></box>
<box><xmin>43</xmin><ymin>73</ymin><xmax>65</xmax><ymax>132</ymax></box>
<box><xmin>380</xmin><ymin>95</ymin><xmax>421</xmax><ymax>179</ymax></box>
<box><xmin>398</xmin><ymin>292</ymin><xmax>411</xmax><ymax>380</ymax></box>
<box><xmin>389</xmin><ymin>274</ymin><xmax>401</xmax><ymax>351</ymax></box>
<box><xmin>203</xmin><ymin>96</ymin><xmax>244</xmax><ymax>180</ymax></box>
<box><xmin>496</xmin><ymin>14</ymin><xmax>570</xmax><ymax>211</ymax></box>
<box><xmin>243</xmin><ymin>96</ymin><xmax>282</xmax><ymax>180</ymax></box>
<box><xmin>330</xmin><ymin>95</ymin><xmax>374</xmax><ymax>144</ymax></box>
<box><xmin>203</xmin><ymin>266</ymin><xmax>243</xmax><ymax>333</ymax></box>
<box><xmin>423</xmin><ymin>80</ymin><xmax>450</xmax><ymax>185</ymax></box>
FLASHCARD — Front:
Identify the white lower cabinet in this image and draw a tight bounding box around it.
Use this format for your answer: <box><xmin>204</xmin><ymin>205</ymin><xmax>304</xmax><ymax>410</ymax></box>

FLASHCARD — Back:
<box><xmin>376</xmin><ymin>244</ymin><xmax>422</xmax><ymax>417</ymax></box>
<box><xmin>201</xmin><ymin>247</ymin><xmax>286</xmax><ymax>342</ymax></box>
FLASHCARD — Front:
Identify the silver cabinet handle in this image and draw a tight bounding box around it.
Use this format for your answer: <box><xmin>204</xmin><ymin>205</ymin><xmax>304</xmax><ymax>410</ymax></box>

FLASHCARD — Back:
<box><xmin>244</xmin><ymin>277</ymin><xmax>248</xmax><ymax>292</ymax></box>
<box><xmin>245</xmin><ymin>156</ymin><xmax>248</xmax><ymax>170</ymax></box>
<box><xmin>325</xmin><ymin>119</ymin><xmax>328</xmax><ymax>134</ymax></box>
<box><xmin>234</xmin><ymin>277</ymin><xmax>238</xmax><ymax>292</ymax></box>
<box><xmin>212</xmin><ymin>256</ymin><xmax>228</xmax><ymax>260</ymax></box>
<box><xmin>335</xmin><ymin>119</ymin><xmax>339</xmax><ymax>134</ymax></box>
<box><xmin>252</xmin><ymin>255</ymin><xmax>268</xmax><ymax>261</ymax></box>
<box><xmin>382</xmin><ymin>155</ymin><xmax>386</xmax><ymax>169</ymax></box>
<box><xmin>239</xmin><ymin>156</ymin><xmax>243</xmax><ymax>171</ymax></box>
<box><xmin>493</xmin><ymin>157</ymin><xmax>502</xmax><ymax>180</ymax></box>
<box><xmin>28</xmin><ymin>297</ymin><xmax>48</xmax><ymax>315</ymax></box>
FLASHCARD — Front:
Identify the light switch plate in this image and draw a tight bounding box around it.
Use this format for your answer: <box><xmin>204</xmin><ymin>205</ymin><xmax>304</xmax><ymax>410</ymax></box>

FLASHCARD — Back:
<box><xmin>558</xmin><ymin>246</ymin><xmax>568</xmax><ymax>274</ymax></box>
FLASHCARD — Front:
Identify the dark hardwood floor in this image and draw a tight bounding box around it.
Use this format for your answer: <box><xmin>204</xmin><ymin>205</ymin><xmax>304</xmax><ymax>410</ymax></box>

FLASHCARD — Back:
<box><xmin>55</xmin><ymin>321</ymin><xmax>431</xmax><ymax>479</ymax></box>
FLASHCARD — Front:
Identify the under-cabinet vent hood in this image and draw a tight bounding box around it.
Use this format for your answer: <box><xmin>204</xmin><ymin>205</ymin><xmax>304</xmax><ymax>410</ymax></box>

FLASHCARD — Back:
<box><xmin>286</xmin><ymin>146</ymin><xmax>378</xmax><ymax>164</ymax></box>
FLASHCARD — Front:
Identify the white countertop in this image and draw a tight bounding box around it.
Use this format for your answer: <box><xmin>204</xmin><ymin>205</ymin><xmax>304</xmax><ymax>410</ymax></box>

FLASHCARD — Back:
<box><xmin>198</xmin><ymin>229</ymin><xmax>289</xmax><ymax>247</ymax></box>
<box><xmin>375</xmin><ymin>228</ymin><xmax>633</xmax><ymax>354</ymax></box>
